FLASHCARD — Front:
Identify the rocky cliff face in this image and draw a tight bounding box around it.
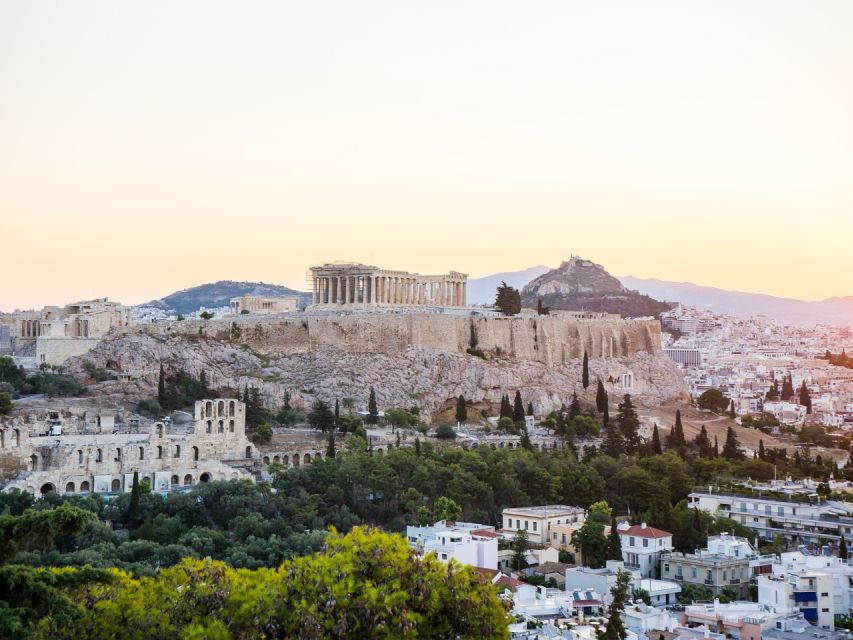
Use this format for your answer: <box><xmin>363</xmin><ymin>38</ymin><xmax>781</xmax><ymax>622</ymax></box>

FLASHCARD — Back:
<box><xmin>69</xmin><ymin>313</ymin><xmax>688</xmax><ymax>421</ymax></box>
<box><xmin>522</xmin><ymin>257</ymin><xmax>672</xmax><ymax>318</ymax></box>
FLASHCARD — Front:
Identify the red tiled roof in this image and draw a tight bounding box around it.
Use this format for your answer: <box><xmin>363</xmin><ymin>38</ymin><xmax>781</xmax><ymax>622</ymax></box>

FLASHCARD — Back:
<box><xmin>494</xmin><ymin>574</ymin><xmax>524</xmax><ymax>591</ymax></box>
<box><xmin>620</xmin><ymin>524</ymin><xmax>672</xmax><ymax>539</ymax></box>
<box><xmin>470</xmin><ymin>529</ymin><xmax>500</xmax><ymax>539</ymax></box>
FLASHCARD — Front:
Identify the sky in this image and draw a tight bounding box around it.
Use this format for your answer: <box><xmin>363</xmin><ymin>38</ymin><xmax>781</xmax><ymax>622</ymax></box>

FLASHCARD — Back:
<box><xmin>1</xmin><ymin>1</ymin><xmax>852</xmax><ymax>311</ymax></box>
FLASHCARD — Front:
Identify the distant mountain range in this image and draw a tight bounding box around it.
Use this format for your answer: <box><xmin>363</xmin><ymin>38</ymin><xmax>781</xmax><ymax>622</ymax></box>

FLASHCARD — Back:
<box><xmin>465</xmin><ymin>266</ymin><xmax>551</xmax><ymax>306</ymax></box>
<box><xmin>141</xmin><ymin>281</ymin><xmax>311</xmax><ymax>315</ymax></box>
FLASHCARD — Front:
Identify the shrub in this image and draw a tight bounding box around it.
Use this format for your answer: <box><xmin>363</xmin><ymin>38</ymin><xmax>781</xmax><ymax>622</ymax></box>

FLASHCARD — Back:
<box><xmin>435</xmin><ymin>424</ymin><xmax>457</xmax><ymax>439</ymax></box>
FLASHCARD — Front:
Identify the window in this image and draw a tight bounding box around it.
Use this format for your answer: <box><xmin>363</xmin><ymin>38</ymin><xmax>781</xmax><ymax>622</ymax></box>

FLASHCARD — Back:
<box><xmin>524</xmin><ymin>521</ymin><xmax>528</xmax><ymax>531</ymax></box>
<box><xmin>821</xmin><ymin>592</ymin><xmax>829</xmax><ymax>597</ymax></box>
<box><xmin>77</xmin><ymin>450</ymin><xmax>83</xmax><ymax>464</ymax></box>
<box><xmin>630</xmin><ymin>537</ymin><xmax>635</xmax><ymax>546</ymax></box>
<box><xmin>664</xmin><ymin>563</ymin><xmax>670</xmax><ymax>572</ymax></box>
<box><xmin>561</xmin><ymin>534</ymin><xmax>567</xmax><ymax>544</ymax></box>
<box><xmin>532</xmin><ymin>521</ymin><xmax>537</xmax><ymax>532</ymax></box>
<box><xmin>643</xmin><ymin>539</ymin><xmax>648</xmax><ymax>548</ymax></box>
<box><xmin>507</xmin><ymin>518</ymin><xmax>512</xmax><ymax>528</ymax></box>
<box><xmin>692</xmin><ymin>568</ymin><xmax>697</xmax><ymax>578</ymax></box>
<box><xmin>157</xmin><ymin>446</ymin><xmax>163</xmax><ymax>459</ymax></box>
<box><xmin>138</xmin><ymin>447</ymin><xmax>144</xmax><ymax>460</ymax></box>
<box><xmin>174</xmin><ymin>445</ymin><xmax>181</xmax><ymax>458</ymax></box>
<box><xmin>96</xmin><ymin>448</ymin><xmax>102</xmax><ymax>462</ymax></box>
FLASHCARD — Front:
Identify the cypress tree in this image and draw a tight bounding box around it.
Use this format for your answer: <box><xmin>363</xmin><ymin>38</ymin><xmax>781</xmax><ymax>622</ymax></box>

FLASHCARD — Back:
<box><xmin>713</xmin><ymin>435</ymin><xmax>719</xmax><ymax>457</ymax></box>
<box><xmin>568</xmin><ymin>392</ymin><xmax>581</xmax><ymax>420</ymax></box>
<box><xmin>126</xmin><ymin>470</ymin><xmax>141</xmax><ymax>527</ymax></box>
<box><xmin>455</xmin><ymin>395</ymin><xmax>468</xmax><ymax>424</ymax></box>
<box><xmin>526</xmin><ymin>401</ymin><xmax>534</xmax><ymax>417</ymax></box>
<box><xmin>367</xmin><ymin>387</ymin><xmax>378</xmax><ymax>425</ymax></box>
<box><xmin>722</xmin><ymin>426</ymin><xmax>743</xmax><ymax>460</ymax></box>
<box><xmin>500</xmin><ymin>394</ymin><xmax>512</xmax><ymax>419</ymax></box>
<box><xmin>758</xmin><ymin>439</ymin><xmax>766</xmax><ymax>460</ymax></box>
<box><xmin>693</xmin><ymin>424</ymin><xmax>711</xmax><ymax>456</ymax></box>
<box><xmin>616</xmin><ymin>394</ymin><xmax>640</xmax><ymax>455</ymax></box>
<box><xmin>582</xmin><ymin>352</ymin><xmax>590</xmax><ymax>389</ymax></box>
<box><xmin>334</xmin><ymin>399</ymin><xmax>340</xmax><ymax>429</ymax></box>
<box><xmin>602</xmin><ymin>418</ymin><xmax>623</xmax><ymax>458</ymax></box>
<box><xmin>414</xmin><ymin>437</ymin><xmax>421</xmax><ymax>456</ymax></box>
<box><xmin>596</xmin><ymin>379</ymin><xmax>608</xmax><ymax>413</ymax></box>
<box><xmin>520</xmin><ymin>425</ymin><xmax>532</xmax><ymax>450</ymax></box>
<box><xmin>799</xmin><ymin>381</ymin><xmax>812</xmax><ymax>414</ymax></box>
<box><xmin>606</xmin><ymin>517</ymin><xmax>623</xmax><ymax>561</ymax></box>
<box><xmin>667</xmin><ymin>409</ymin><xmax>686</xmax><ymax>449</ymax></box>
<box><xmin>651</xmin><ymin>424</ymin><xmax>662</xmax><ymax>455</ymax></box>
<box><xmin>513</xmin><ymin>391</ymin><xmax>525</xmax><ymax>423</ymax></box>
<box><xmin>603</xmin><ymin>404</ymin><xmax>610</xmax><ymax>426</ymax></box>
<box><xmin>326</xmin><ymin>432</ymin><xmax>336</xmax><ymax>459</ymax></box>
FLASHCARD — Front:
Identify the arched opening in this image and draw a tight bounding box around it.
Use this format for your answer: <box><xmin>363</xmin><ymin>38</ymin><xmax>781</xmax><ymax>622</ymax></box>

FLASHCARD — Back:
<box><xmin>218</xmin><ymin>420</ymin><xmax>224</xmax><ymax>433</ymax></box>
<box><xmin>77</xmin><ymin>449</ymin><xmax>83</xmax><ymax>464</ymax></box>
<box><xmin>171</xmin><ymin>475</ymin><xmax>179</xmax><ymax>485</ymax></box>
<box><xmin>157</xmin><ymin>424</ymin><xmax>164</xmax><ymax>438</ymax></box>
<box><xmin>30</xmin><ymin>454</ymin><xmax>38</xmax><ymax>471</ymax></box>
<box><xmin>111</xmin><ymin>479</ymin><xmax>121</xmax><ymax>492</ymax></box>
<box><xmin>65</xmin><ymin>482</ymin><xmax>75</xmax><ymax>493</ymax></box>
<box><xmin>96</xmin><ymin>448</ymin><xmax>102</xmax><ymax>462</ymax></box>
<box><xmin>314</xmin><ymin>453</ymin><xmax>322</xmax><ymax>462</ymax></box>
<box><xmin>229</xmin><ymin>401</ymin><xmax>235</xmax><ymax>417</ymax></box>
<box><xmin>13</xmin><ymin>429</ymin><xmax>20</xmax><ymax>447</ymax></box>
<box><xmin>192</xmin><ymin>446</ymin><xmax>199</xmax><ymax>461</ymax></box>
<box><xmin>0</xmin><ymin>431</ymin><xmax>4</xmax><ymax>448</ymax></box>
<box><xmin>183</xmin><ymin>474</ymin><xmax>193</xmax><ymax>486</ymax></box>
<box><xmin>282</xmin><ymin>454</ymin><xmax>289</xmax><ymax>466</ymax></box>
<box><xmin>303</xmin><ymin>453</ymin><xmax>311</xmax><ymax>464</ymax></box>
<box><xmin>80</xmin><ymin>480</ymin><xmax>90</xmax><ymax>492</ymax></box>
<box><xmin>157</xmin><ymin>445</ymin><xmax>163</xmax><ymax>459</ymax></box>
<box><xmin>218</xmin><ymin>400</ymin><xmax>225</xmax><ymax>417</ymax></box>
<box><xmin>174</xmin><ymin>445</ymin><xmax>181</xmax><ymax>458</ymax></box>
<box><xmin>273</xmin><ymin>455</ymin><xmax>280</xmax><ymax>463</ymax></box>
<box><xmin>199</xmin><ymin>472</ymin><xmax>211</xmax><ymax>483</ymax></box>
<box><xmin>205</xmin><ymin>401</ymin><xmax>212</xmax><ymax>417</ymax></box>
<box><xmin>245</xmin><ymin>446</ymin><xmax>252</xmax><ymax>459</ymax></box>
<box><xmin>229</xmin><ymin>420</ymin><xmax>234</xmax><ymax>432</ymax></box>
<box><xmin>206</xmin><ymin>421</ymin><xmax>212</xmax><ymax>433</ymax></box>
<box><xmin>40</xmin><ymin>483</ymin><xmax>55</xmax><ymax>495</ymax></box>
<box><xmin>293</xmin><ymin>455</ymin><xmax>300</xmax><ymax>467</ymax></box>
<box><xmin>115</xmin><ymin>448</ymin><xmax>122</xmax><ymax>461</ymax></box>
<box><xmin>139</xmin><ymin>446</ymin><xmax>145</xmax><ymax>460</ymax></box>
<box><xmin>263</xmin><ymin>456</ymin><xmax>270</xmax><ymax>465</ymax></box>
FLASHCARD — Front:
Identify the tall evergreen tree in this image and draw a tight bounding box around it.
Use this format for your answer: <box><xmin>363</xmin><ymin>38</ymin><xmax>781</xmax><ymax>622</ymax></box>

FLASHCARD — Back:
<box><xmin>606</xmin><ymin>517</ymin><xmax>623</xmax><ymax>561</ymax></box>
<box><xmin>519</xmin><ymin>425</ymin><xmax>532</xmax><ymax>451</ymax></box>
<box><xmin>799</xmin><ymin>381</ymin><xmax>812</xmax><ymax>414</ymax></box>
<box><xmin>512</xmin><ymin>391</ymin><xmax>526</xmax><ymax>423</ymax></box>
<box><xmin>596</xmin><ymin>379</ymin><xmax>608</xmax><ymax>413</ymax></box>
<box><xmin>616</xmin><ymin>394</ymin><xmax>640</xmax><ymax>455</ymax></box>
<box><xmin>326</xmin><ymin>432</ymin><xmax>336</xmax><ymax>459</ymax></box>
<box><xmin>455</xmin><ymin>395</ymin><xmax>468</xmax><ymax>424</ymax></box>
<box><xmin>526</xmin><ymin>401</ymin><xmax>534</xmax><ymax>417</ymax></box>
<box><xmin>582</xmin><ymin>352</ymin><xmax>590</xmax><ymax>389</ymax></box>
<box><xmin>568</xmin><ymin>392</ymin><xmax>581</xmax><ymax>420</ymax></box>
<box><xmin>494</xmin><ymin>282</ymin><xmax>522</xmax><ymax>316</ymax></box>
<box><xmin>334</xmin><ymin>399</ymin><xmax>340</xmax><ymax>429</ymax></box>
<box><xmin>713</xmin><ymin>435</ymin><xmax>719</xmax><ymax>457</ymax></box>
<box><xmin>599</xmin><ymin>570</ymin><xmax>631</xmax><ymax>640</ymax></box>
<box><xmin>758</xmin><ymin>439</ymin><xmax>766</xmax><ymax>460</ymax></box>
<box><xmin>693</xmin><ymin>424</ymin><xmax>711</xmax><ymax>457</ymax></box>
<box><xmin>500</xmin><ymin>394</ymin><xmax>512</xmax><ymax>419</ymax></box>
<box><xmin>651</xmin><ymin>424</ymin><xmax>662</xmax><ymax>455</ymax></box>
<box><xmin>308</xmin><ymin>399</ymin><xmax>335</xmax><ymax>432</ymax></box>
<box><xmin>367</xmin><ymin>387</ymin><xmax>378</xmax><ymax>425</ymax></box>
<box><xmin>766</xmin><ymin>378</ymin><xmax>779</xmax><ymax>400</ymax></box>
<box><xmin>126</xmin><ymin>470</ymin><xmax>141</xmax><ymax>527</ymax></box>
<box><xmin>781</xmin><ymin>374</ymin><xmax>795</xmax><ymax>401</ymax></box>
<box><xmin>666</xmin><ymin>409</ymin><xmax>686</xmax><ymax>449</ymax></box>
<box><xmin>414</xmin><ymin>437</ymin><xmax>421</xmax><ymax>456</ymax></box>
<box><xmin>722</xmin><ymin>426</ymin><xmax>743</xmax><ymax>460</ymax></box>
<box><xmin>602</xmin><ymin>418</ymin><xmax>623</xmax><ymax>458</ymax></box>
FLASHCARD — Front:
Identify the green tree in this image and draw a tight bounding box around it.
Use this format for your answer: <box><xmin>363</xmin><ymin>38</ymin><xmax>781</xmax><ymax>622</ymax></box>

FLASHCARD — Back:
<box><xmin>571</xmin><ymin>517</ymin><xmax>608</xmax><ymax>568</ymax></box>
<box><xmin>601</xmin><ymin>419</ymin><xmax>623</xmax><ymax>458</ymax></box>
<box><xmin>253</xmin><ymin>422</ymin><xmax>273</xmax><ymax>444</ymax></box>
<box><xmin>569</xmin><ymin>392</ymin><xmax>582</xmax><ymax>419</ymax></box>
<box><xmin>495</xmin><ymin>282</ymin><xmax>522</xmax><ymax>316</ymax></box>
<box><xmin>799</xmin><ymin>381</ymin><xmax>812</xmax><ymax>414</ymax></box>
<box><xmin>455</xmin><ymin>395</ymin><xmax>468</xmax><ymax>424</ymax></box>
<box><xmin>722</xmin><ymin>426</ymin><xmax>743</xmax><ymax>460</ymax></box>
<box><xmin>199</xmin><ymin>310</ymin><xmax>214</xmax><ymax>320</ymax></box>
<box><xmin>0</xmin><ymin>391</ymin><xmax>11</xmax><ymax>415</ymax></box>
<box><xmin>367</xmin><ymin>387</ymin><xmax>379</xmax><ymax>425</ymax></box>
<box><xmin>582</xmin><ymin>352</ymin><xmax>590</xmax><ymax>389</ymax></box>
<box><xmin>606</xmin><ymin>517</ymin><xmax>622</xmax><ymax>561</ymax></box>
<box><xmin>526</xmin><ymin>401</ymin><xmax>534</xmax><ymax>417</ymax></box>
<box><xmin>512</xmin><ymin>391</ymin><xmax>525</xmax><ymax>424</ymax></box>
<box><xmin>666</xmin><ymin>410</ymin><xmax>686</xmax><ymax>449</ymax></box>
<box><xmin>692</xmin><ymin>424</ymin><xmax>712</xmax><ymax>457</ymax></box>
<box><xmin>599</xmin><ymin>569</ymin><xmax>631</xmax><ymax>640</ymax></box>
<box><xmin>596</xmin><ymin>379</ymin><xmax>608</xmax><ymax>413</ymax></box>
<box><xmin>126</xmin><ymin>471</ymin><xmax>141</xmax><ymax>527</ymax></box>
<box><xmin>651</xmin><ymin>424</ymin><xmax>662</xmax><ymax>455</ymax></box>
<box><xmin>616</xmin><ymin>394</ymin><xmax>640</xmax><ymax>455</ymax></box>
<box><xmin>499</xmin><ymin>394</ymin><xmax>512</xmax><ymax>419</ymax></box>
<box><xmin>697</xmin><ymin>389</ymin><xmax>730</xmax><ymax>414</ymax></box>
<box><xmin>308</xmin><ymin>399</ymin><xmax>335</xmax><ymax>432</ymax></box>
<box><xmin>435</xmin><ymin>424</ymin><xmax>457</xmax><ymax>439</ymax></box>
<box><xmin>326</xmin><ymin>432</ymin><xmax>336</xmax><ymax>460</ymax></box>
<box><xmin>434</xmin><ymin>496</ymin><xmax>462</xmax><ymax>522</ymax></box>
<box><xmin>512</xmin><ymin>529</ymin><xmax>529</xmax><ymax>570</ymax></box>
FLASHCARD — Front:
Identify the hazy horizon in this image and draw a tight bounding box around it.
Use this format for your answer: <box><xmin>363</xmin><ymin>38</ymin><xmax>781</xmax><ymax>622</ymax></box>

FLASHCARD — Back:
<box><xmin>2</xmin><ymin>1</ymin><xmax>852</xmax><ymax>310</ymax></box>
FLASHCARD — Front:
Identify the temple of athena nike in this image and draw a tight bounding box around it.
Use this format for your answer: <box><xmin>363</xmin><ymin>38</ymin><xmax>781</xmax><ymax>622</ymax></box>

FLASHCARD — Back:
<box><xmin>310</xmin><ymin>263</ymin><xmax>468</xmax><ymax>308</ymax></box>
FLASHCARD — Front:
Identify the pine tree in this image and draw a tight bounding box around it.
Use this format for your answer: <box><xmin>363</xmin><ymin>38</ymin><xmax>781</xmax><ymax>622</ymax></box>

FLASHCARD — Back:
<box><xmin>603</xmin><ymin>404</ymin><xmax>610</xmax><ymax>426</ymax></box>
<box><xmin>326</xmin><ymin>432</ymin><xmax>336</xmax><ymax>459</ymax></box>
<box><xmin>126</xmin><ymin>471</ymin><xmax>141</xmax><ymax>527</ymax></box>
<box><xmin>520</xmin><ymin>425</ymin><xmax>532</xmax><ymax>450</ymax></box>
<box><xmin>367</xmin><ymin>387</ymin><xmax>378</xmax><ymax>425</ymax></box>
<box><xmin>616</xmin><ymin>394</ymin><xmax>640</xmax><ymax>455</ymax></box>
<box><xmin>666</xmin><ymin>409</ymin><xmax>686</xmax><ymax>449</ymax></box>
<box><xmin>596</xmin><ymin>379</ymin><xmax>608</xmax><ymax>413</ymax></box>
<box><xmin>599</xmin><ymin>570</ymin><xmax>631</xmax><ymax>640</ymax></box>
<box><xmin>494</xmin><ymin>282</ymin><xmax>522</xmax><ymax>316</ymax></box>
<box><xmin>606</xmin><ymin>517</ymin><xmax>622</xmax><ymax>561</ymax></box>
<box><xmin>569</xmin><ymin>392</ymin><xmax>581</xmax><ymax>420</ymax></box>
<box><xmin>513</xmin><ymin>391</ymin><xmax>525</xmax><ymax>423</ymax></box>
<box><xmin>602</xmin><ymin>418</ymin><xmax>623</xmax><ymax>458</ymax></box>
<box><xmin>651</xmin><ymin>424</ymin><xmax>662</xmax><ymax>455</ymax></box>
<box><xmin>582</xmin><ymin>352</ymin><xmax>590</xmax><ymax>389</ymax></box>
<box><xmin>414</xmin><ymin>437</ymin><xmax>421</xmax><ymax>456</ymax></box>
<box><xmin>722</xmin><ymin>426</ymin><xmax>743</xmax><ymax>460</ymax></box>
<box><xmin>766</xmin><ymin>378</ymin><xmax>779</xmax><ymax>400</ymax></box>
<box><xmin>693</xmin><ymin>424</ymin><xmax>711</xmax><ymax>457</ymax></box>
<box><xmin>500</xmin><ymin>394</ymin><xmax>512</xmax><ymax>419</ymax></box>
<box><xmin>455</xmin><ymin>395</ymin><xmax>468</xmax><ymax>424</ymax></box>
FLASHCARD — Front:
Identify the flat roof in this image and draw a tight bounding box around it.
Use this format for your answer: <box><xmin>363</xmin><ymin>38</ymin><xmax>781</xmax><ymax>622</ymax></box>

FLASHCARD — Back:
<box><xmin>503</xmin><ymin>505</ymin><xmax>584</xmax><ymax>517</ymax></box>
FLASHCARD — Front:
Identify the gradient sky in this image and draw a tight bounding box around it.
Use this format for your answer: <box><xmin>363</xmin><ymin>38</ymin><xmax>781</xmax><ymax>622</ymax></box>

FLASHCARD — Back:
<box><xmin>1</xmin><ymin>1</ymin><xmax>851</xmax><ymax>311</ymax></box>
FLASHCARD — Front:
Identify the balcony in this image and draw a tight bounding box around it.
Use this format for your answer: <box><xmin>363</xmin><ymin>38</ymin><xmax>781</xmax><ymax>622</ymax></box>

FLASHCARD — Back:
<box><xmin>704</xmin><ymin>579</ymin><xmax>715</xmax><ymax>586</ymax></box>
<box><xmin>624</xmin><ymin>563</ymin><xmax>641</xmax><ymax>570</ymax></box>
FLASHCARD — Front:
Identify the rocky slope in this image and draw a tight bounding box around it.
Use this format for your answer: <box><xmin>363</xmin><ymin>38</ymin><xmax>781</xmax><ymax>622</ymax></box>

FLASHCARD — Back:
<box><xmin>67</xmin><ymin>315</ymin><xmax>688</xmax><ymax>421</ymax></box>
<box><xmin>522</xmin><ymin>257</ymin><xmax>671</xmax><ymax>318</ymax></box>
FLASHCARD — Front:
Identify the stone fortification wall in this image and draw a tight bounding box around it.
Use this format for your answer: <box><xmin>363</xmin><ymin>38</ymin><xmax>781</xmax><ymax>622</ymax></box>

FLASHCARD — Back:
<box><xmin>139</xmin><ymin>314</ymin><xmax>661</xmax><ymax>365</ymax></box>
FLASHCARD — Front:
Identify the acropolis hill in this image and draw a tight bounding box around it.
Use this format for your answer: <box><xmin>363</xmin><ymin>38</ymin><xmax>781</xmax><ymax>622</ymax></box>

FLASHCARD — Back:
<box><xmin>68</xmin><ymin>311</ymin><xmax>688</xmax><ymax>421</ymax></box>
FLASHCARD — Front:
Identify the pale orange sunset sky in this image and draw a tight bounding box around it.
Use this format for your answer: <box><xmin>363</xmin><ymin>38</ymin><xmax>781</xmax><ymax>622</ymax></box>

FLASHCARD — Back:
<box><xmin>1</xmin><ymin>1</ymin><xmax>851</xmax><ymax>311</ymax></box>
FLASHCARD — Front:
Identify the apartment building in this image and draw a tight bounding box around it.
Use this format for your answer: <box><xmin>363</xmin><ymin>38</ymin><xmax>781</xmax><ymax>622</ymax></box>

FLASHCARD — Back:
<box><xmin>406</xmin><ymin>520</ymin><xmax>498</xmax><ymax>570</ymax></box>
<box><xmin>501</xmin><ymin>505</ymin><xmax>585</xmax><ymax>546</ymax></box>
<box><xmin>618</xmin><ymin>522</ymin><xmax>673</xmax><ymax>578</ymax></box>
<box><xmin>660</xmin><ymin>533</ymin><xmax>759</xmax><ymax>599</ymax></box>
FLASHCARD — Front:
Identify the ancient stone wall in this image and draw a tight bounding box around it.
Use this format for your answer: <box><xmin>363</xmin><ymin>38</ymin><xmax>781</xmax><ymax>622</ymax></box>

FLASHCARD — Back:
<box><xmin>140</xmin><ymin>313</ymin><xmax>661</xmax><ymax>365</ymax></box>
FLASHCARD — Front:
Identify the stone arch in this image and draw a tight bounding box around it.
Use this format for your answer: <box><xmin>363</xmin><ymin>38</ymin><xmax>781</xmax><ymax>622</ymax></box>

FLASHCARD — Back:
<box><xmin>174</xmin><ymin>444</ymin><xmax>181</xmax><ymax>458</ymax></box>
<box><xmin>40</xmin><ymin>482</ymin><xmax>55</xmax><ymax>495</ymax></box>
<box><xmin>206</xmin><ymin>420</ymin><xmax>212</xmax><ymax>433</ymax></box>
<box><xmin>80</xmin><ymin>480</ymin><xmax>90</xmax><ymax>492</ymax></box>
<box><xmin>192</xmin><ymin>446</ymin><xmax>199</xmax><ymax>461</ymax></box>
<box><xmin>498</xmin><ymin>442</ymin><xmax>504</xmax><ymax>448</ymax></box>
<box><xmin>490</xmin><ymin>443</ymin><xmax>496</xmax><ymax>449</ymax></box>
<box><xmin>314</xmin><ymin>452</ymin><xmax>322</xmax><ymax>462</ymax></box>
<box><xmin>183</xmin><ymin>474</ymin><xmax>193</xmax><ymax>486</ymax></box>
<box><xmin>303</xmin><ymin>453</ymin><xmax>311</xmax><ymax>464</ymax></box>
<box><xmin>157</xmin><ymin>445</ymin><xmax>163</xmax><ymax>459</ymax></box>
<box><xmin>273</xmin><ymin>455</ymin><xmax>280</xmax><ymax>463</ymax></box>
<box><xmin>205</xmin><ymin>401</ymin><xmax>212</xmax><ymax>417</ymax></box>
<box><xmin>171</xmin><ymin>474</ymin><xmax>179</xmax><ymax>485</ymax></box>
<box><xmin>157</xmin><ymin>424</ymin><xmax>164</xmax><ymax>438</ymax></box>
<box><xmin>65</xmin><ymin>482</ymin><xmax>75</xmax><ymax>493</ymax></box>
<box><xmin>199</xmin><ymin>472</ymin><xmax>211</xmax><ymax>483</ymax></box>
<box><xmin>77</xmin><ymin>449</ymin><xmax>83</xmax><ymax>464</ymax></box>
<box><xmin>229</xmin><ymin>420</ymin><xmax>234</xmax><ymax>432</ymax></box>
<box><xmin>282</xmin><ymin>454</ymin><xmax>289</xmax><ymax>466</ymax></box>
<box><xmin>13</xmin><ymin>429</ymin><xmax>19</xmax><ymax>447</ymax></box>
<box><xmin>218</xmin><ymin>420</ymin><xmax>224</xmax><ymax>433</ymax></box>
<box><xmin>293</xmin><ymin>455</ymin><xmax>300</xmax><ymax>467</ymax></box>
<box><xmin>263</xmin><ymin>456</ymin><xmax>270</xmax><ymax>465</ymax></box>
<box><xmin>245</xmin><ymin>446</ymin><xmax>252</xmax><ymax>459</ymax></box>
<box><xmin>139</xmin><ymin>446</ymin><xmax>145</xmax><ymax>460</ymax></box>
<box><xmin>110</xmin><ymin>478</ymin><xmax>121</xmax><ymax>492</ymax></box>
<box><xmin>30</xmin><ymin>454</ymin><xmax>38</xmax><ymax>471</ymax></box>
<box><xmin>229</xmin><ymin>401</ymin><xmax>235</xmax><ymax>417</ymax></box>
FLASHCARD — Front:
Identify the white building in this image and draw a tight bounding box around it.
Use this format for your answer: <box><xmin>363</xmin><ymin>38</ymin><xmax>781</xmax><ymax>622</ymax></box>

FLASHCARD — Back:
<box><xmin>758</xmin><ymin>569</ymin><xmax>835</xmax><ymax>630</ymax></box>
<box><xmin>502</xmin><ymin>505</ymin><xmax>586</xmax><ymax>547</ymax></box>
<box><xmin>618</xmin><ymin>522</ymin><xmax>674</xmax><ymax>578</ymax></box>
<box><xmin>633</xmin><ymin>577</ymin><xmax>681</xmax><ymax>607</ymax></box>
<box><xmin>406</xmin><ymin>520</ymin><xmax>498</xmax><ymax>570</ymax></box>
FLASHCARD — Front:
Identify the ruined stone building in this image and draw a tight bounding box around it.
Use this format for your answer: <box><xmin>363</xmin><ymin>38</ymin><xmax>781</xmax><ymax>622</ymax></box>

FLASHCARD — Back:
<box><xmin>229</xmin><ymin>295</ymin><xmax>300</xmax><ymax>315</ymax></box>
<box><xmin>0</xmin><ymin>298</ymin><xmax>133</xmax><ymax>365</ymax></box>
<box><xmin>310</xmin><ymin>263</ymin><xmax>468</xmax><ymax>308</ymax></box>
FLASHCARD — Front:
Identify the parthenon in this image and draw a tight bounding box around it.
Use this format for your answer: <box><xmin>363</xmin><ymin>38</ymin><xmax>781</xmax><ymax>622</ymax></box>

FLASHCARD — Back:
<box><xmin>310</xmin><ymin>263</ymin><xmax>468</xmax><ymax>308</ymax></box>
